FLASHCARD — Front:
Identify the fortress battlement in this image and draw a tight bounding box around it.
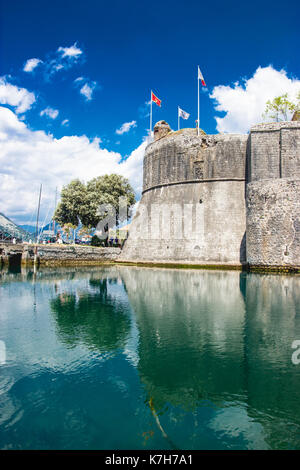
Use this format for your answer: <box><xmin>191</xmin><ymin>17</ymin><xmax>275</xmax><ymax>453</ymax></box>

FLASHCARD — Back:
<box><xmin>143</xmin><ymin>129</ymin><xmax>248</xmax><ymax>193</ymax></box>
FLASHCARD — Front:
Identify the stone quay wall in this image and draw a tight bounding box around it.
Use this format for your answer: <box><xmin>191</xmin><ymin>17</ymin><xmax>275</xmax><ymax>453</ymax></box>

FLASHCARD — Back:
<box><xmin>0</xmin><ymin>243</ymin><xmax>121</xmax><ymax>267</ymax></box>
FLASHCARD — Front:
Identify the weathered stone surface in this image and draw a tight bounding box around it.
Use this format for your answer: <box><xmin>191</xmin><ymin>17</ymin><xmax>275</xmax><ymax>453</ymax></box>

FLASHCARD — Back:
<box><xmin>36</xmin><ymin>245</ymin><xmax>121</xmax><ymax>265</ymax></box>
<box><xmin>120</xmin><ymin>129</ymin><xmax>247</xmax><ymax>266</ymax></box>
<box><xmin>153</xmin><ymin>120</ymin><xmax>171</xmax><ymax>141</ymax></box>
<box><xmin>119</xmin><ymin>181</ymin><xmax>246</xmax><ymax>265</ymax></box>
<box><xmin>0</xmin><ymin>243</ymin><xmax>121</xmax><ymax>267</ymax></box>
<box><xmin>248</xmin><ymin>122</ymin><xmax>300</xmax><ymax>182</ymax></box>
<box><xmin>144</xmin><ymin>130</ymin><xmax>248</xmax><ymax>191</ymax></box>
<box><xmin>246</xmin><ymin>178</ymin><xmax>300</xmax><ymax>268</ymax></box>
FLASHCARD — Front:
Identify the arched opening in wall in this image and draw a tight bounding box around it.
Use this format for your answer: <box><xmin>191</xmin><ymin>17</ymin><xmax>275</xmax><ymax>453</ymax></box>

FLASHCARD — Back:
<box><xmin>8</xmin><ymin>253</ymin><xmax>22</xmax><ymax>271</ymax></box>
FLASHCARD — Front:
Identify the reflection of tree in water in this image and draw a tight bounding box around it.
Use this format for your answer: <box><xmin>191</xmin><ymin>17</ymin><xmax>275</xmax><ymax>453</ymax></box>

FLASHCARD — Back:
<box><xmin>51</xmin><ymin>278</ymin><xmax>131</xmax><ymax>353</ymax></box>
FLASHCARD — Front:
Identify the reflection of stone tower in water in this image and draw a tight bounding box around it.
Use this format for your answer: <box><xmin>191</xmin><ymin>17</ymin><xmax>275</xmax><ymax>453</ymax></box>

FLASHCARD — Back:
<box><xmin>120</xmin><ymin>266</ymin><xmax>246</xmax><ymax>409</ymax></box>
<box><xmin>119</xmin><ymin>120</ymin><xmax>300</xmax><ymax>269</ymax></box>
<box><xmin>120</xmin><ymin>266</ymin><xmax>300</xmax><ymax>448</ymax></box>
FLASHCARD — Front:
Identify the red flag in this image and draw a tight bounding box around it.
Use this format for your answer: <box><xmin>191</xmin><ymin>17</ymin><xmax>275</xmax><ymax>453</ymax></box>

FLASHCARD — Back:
<box><xmin>151</xmin><ymin>91</ymin><xmax>161</xmax><ymax>107</ymax></box>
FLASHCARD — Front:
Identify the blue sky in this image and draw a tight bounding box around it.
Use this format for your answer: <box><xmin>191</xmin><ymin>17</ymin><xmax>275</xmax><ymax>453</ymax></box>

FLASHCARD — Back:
<box><xmin>0</xmin><ymin>0</ymin><xmax>299</xmax><ymax>225</ymax></box>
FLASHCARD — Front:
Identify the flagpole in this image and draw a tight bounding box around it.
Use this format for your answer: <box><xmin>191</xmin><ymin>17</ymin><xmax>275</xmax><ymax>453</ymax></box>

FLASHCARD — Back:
<box><xmin>197</xmin><ymin>66</ymin><xmax>200</xmax><ymax>136</ymax></box>
<box><xmin>178</xmin><ymin>107</ymin><xmax>180</xmax><ymax>130</ymax></box>
<box><xmin>150</xmin><ymin>90</ymin><xmax>153</xmax><ymax>137</ymax></box>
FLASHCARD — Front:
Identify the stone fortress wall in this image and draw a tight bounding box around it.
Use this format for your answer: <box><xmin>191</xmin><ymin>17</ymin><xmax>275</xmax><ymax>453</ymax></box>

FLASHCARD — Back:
<box><xmin>119</xmin><ymin>120</ymin><xmax>300</xmax><ymax>270</ymax></box>
<box><xmin>246</xmin><ymin>122</ymin><xmax>300</xmax><ymax>269</ymax></box>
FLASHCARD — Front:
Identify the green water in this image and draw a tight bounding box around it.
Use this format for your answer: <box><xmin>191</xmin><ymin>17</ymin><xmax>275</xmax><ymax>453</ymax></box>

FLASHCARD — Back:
<box><xmin>0</xmin><ymin>265</ymin><xmax>300</xmax><ymax>450</ymax></box>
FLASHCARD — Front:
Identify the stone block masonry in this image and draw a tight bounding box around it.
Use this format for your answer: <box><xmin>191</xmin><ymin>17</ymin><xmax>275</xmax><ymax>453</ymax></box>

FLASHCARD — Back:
<box><xmin>0</xmin><ymin>243</ymin><xmax>121</xmax><ymax>268</ymax></box>
<box><xmin>247</xmin><ymin>179</ymin><xmax>300</xmax><ymax>268</ymax></box>
<box><xmin>246</xmin><ymin>122</ymin><xmax>300</xmax><ymax>271</ymax></box>
<box><xmin>249</xmin><ymin>122</ymin><xmax>300</xmax><ymax>181</ymax></box>
<box><xmin>119</xmin><ymin>121</ymin><xmax>300</xmax><ymax>270</ymax></box>
<box><xmin>120</xmin><ymin>129</ymin><xmax>248</xmax><ymax>266</ymax></box>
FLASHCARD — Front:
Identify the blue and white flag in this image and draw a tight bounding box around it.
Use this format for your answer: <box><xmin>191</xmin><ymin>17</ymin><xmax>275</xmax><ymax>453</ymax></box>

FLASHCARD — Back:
<box><xmin>178</xmin><ymin>107</ymin><xmax>190</xmax><ymax>120</ymax></box>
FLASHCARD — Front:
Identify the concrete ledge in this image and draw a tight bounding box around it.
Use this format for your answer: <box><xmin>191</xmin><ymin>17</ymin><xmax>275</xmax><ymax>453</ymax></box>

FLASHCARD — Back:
<box><xmin>251</xmin><ymin>122</ymin><xmax>300</xmax><ymax>132</ymax></box>
<box><xmin>116</xmin><ymin>259</ymin><xmax>246</xmax><ymax>270</ymax></box>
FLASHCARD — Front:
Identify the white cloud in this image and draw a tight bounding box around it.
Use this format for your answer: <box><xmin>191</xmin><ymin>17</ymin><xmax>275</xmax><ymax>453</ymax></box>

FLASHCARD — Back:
<box><xmin>40</xmin><ymin>107</ymin><xmax>59</xmax><ymax>119</ymax></box>
<box><xmin>57</xmin><ymin>43</ymin><xmax>83</xmax><ymax>58</ymax></box>
<box><xmin>24</xmin><ymin>43</ymin><xmax>84</xmax><ymax>80</ymax></box>
<box><xmin>210</xmin><ymin>66</ymin><xmax>300</xmax><ymax>134</ymax></box>
<box><xmin>61</xmin><ymin>119</ymin><xmax>69</xmax><ymax>126</ymax></box>
<box><xmin>0</xmin><ymin>77</ymin><xmax>36</xmax><ymax>114</ymax></box>
<box><xmin>116</xmin><ymin>120</ymin><xmax>137</xmax><ymax>135</ymax></box>
<box><xmin>23</xmin><ymin>58</ymin><xmax>42</xmax><ymax>73</ymax></box>
<box><xmin>80</xmin><ymin>83</ymin><xmax>93</xmax><ymax>101</ymax></box>
<box><xmin>74</xmin><ymin>77</ymin><xmax>98</xmax><ymax>101</ymax></box>
<box><xmin>0</xmin><ymin>106</ymin><xmax>146</xmax><ymax>225</ymax></box>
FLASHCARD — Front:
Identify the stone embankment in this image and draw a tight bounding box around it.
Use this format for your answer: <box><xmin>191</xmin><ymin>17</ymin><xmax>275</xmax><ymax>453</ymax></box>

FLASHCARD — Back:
<box><xmin>0</xmin><ymin>243</ymin><xmax>121</xmax><ymax>268</ymax></box>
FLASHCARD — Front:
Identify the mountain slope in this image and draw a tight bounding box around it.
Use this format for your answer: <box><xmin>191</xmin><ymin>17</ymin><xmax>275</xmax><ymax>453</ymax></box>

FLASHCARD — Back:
<box><xmin>0</xmin><ymin>213</ymin><xmax>30</xmax><ymax>240</ymax></box>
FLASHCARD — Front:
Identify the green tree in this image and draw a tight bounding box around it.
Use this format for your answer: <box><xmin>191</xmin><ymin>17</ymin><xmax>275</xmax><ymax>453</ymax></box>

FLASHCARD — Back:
<box><xmin>54</xmin><ymin>179</ymin><xmax>87</xmax><ymax>227</ymax></box>
<box><xmin>91</xmin><ymin>234</ymin><xmax>103</xmax><ymax>247</ymax></box>
<box><xmin>78</xmin><ymin>226</ymin><xmax>93</xmax><ymax>238</ymax></box>
<box><xmin>85</xmin><ymin>174</ymin><xmax>136</xmax><ymax>228</ymax></box>
<box><xmin>54</xmin><ymin>174</ymin><xmax>136</xmax><ymax>229</ymax></box>
<box><xmin>263</xmin><ymin>93</ymin><xmax>296</xmax><ymax>122</ymax></box>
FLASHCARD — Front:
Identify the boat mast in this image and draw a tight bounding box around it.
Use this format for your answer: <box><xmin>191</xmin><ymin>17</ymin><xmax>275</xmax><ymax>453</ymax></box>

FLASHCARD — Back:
<box><xmin>52</xmin><ymin>187</ymin><xmax>57</xmax><ymax>236</ymax></box>
<box><xmin>35</xmin><ymin>184</ymin><xmax>42</xmax><ymax>243</ymax></box>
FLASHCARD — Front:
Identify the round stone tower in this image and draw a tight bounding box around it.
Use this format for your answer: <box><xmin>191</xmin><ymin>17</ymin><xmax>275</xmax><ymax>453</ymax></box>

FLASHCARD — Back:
<box><xmin>119</xmin><ymin>124</ymin><xmax>248</xmax><ymax>266</ymax></box>
<box><xmin>246</xmin><ymin>122</ymin><xmax>300</xmax><ymax>269</ymax></box>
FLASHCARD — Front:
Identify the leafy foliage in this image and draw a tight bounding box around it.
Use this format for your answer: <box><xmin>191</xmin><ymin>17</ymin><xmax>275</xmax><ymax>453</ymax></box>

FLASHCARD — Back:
<box><xmin>263</xmin><ymin>93</ymin><xmax>297</xmax><ymax>122</ymax></box>
<box><xmin>86</xmin><ymin>174</ymin><xmax>135</xmax><ymax>227</ymax></box>
<box><xmin>54</xmin><ymin>174</ymin><xmax>136</xmax><ymax>229</ymax></box>
<box><xmin>54</xmin><ymin>179</ymin><xmax>88</xmax><ymax>227</ymax></box>
<box><xmin>91</xmin><ymin>235</ymin><xmax>102</xmax><ymax>247</ymax></box>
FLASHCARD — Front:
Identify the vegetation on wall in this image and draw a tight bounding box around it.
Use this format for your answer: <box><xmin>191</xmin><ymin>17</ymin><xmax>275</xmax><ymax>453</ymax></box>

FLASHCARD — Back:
<box><xmin>263</xmin><ymin>92</ymin><xmax>300</xmax><ymax>122</ymax></box>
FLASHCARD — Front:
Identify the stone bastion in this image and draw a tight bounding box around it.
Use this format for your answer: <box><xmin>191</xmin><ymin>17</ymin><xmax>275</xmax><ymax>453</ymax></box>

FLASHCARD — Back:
<box><xmin>119</xmin><ymin>120</ymin><xmax>300</xmax><ymax>269</ymax></box>
<box><xmin>119</xmin><ymin>125</ymin><xmax>248</xmax><ymax>266</ymax></box>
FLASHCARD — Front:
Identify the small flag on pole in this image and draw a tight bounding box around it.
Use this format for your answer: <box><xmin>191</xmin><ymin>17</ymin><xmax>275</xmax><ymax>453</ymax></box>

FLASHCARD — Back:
<box><xmin>178</xmin><ymin>106</ymin><xmax>190</xmax><ymax>130</ymax></box>
<box><xmin>151</xmin><ymin>91</ymin><xmax>161</xmax><ymax>107</ymax></box>
<box><xmin>198</xmin><ymin>66</ymin><xmax>206</xmax><ymax>87</ymax></box>
<box><xmin>178</xmin><ymin>107</ymin><xmax>190</xmax><ymax>120</ymax></box>
<box><xmin>149</xmin><ymin>90</ymin><xmax>162</xmax><ymax>137</ymax></box>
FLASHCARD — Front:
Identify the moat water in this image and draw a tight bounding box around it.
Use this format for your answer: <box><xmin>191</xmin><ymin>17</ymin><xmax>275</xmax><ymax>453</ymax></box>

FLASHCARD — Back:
<box><xmin>0</xmin><ymin>265</ymin><xmax>300</xmax><ymax>450</ymax></box>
